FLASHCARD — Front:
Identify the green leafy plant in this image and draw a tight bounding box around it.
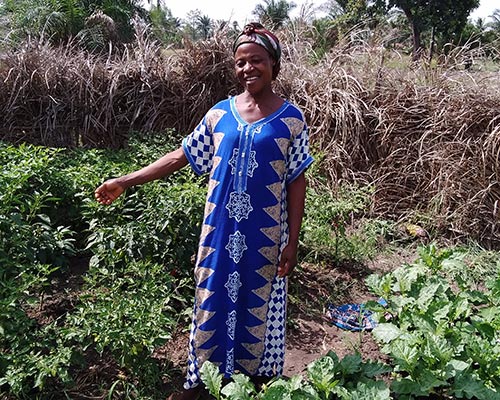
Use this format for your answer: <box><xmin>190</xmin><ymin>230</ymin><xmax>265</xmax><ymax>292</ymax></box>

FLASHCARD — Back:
<box><xmin>367</xmin><ymin>244</ymin><xmax>500</xmax><ymax>399</ymax></box>
<box><xmin>302</xmin><ymin>183</ymin><xmax>374</xmax><ymax>264</ymax></box>
<box><xmin>0</xmin><ymin>137</ymin><xmax>202</xmax><ymax>397</ymax></box>
<box><xmin>200</xmin><ymin>351</ymin><xmax>391</xmax><ymax>400</ymax></box>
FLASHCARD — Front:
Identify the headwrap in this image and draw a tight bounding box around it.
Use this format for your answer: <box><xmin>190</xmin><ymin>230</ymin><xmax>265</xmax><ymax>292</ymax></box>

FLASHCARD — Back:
<box><xmin>232</xmin><ymin>22</ymin><xmax>281</xmax><ymax>79</ymax></box>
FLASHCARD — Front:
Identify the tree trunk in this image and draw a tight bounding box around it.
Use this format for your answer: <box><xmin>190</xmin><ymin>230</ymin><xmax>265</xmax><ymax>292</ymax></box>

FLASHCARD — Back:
<box><xmin>411</xmin><ymin>20</ymin><xmax>423</xmax><ymax>59</ymax></box>
<box><xmin>400</xmin><ymin>4</ymin><xmax>423</xmax><ymax>60</ymax></box>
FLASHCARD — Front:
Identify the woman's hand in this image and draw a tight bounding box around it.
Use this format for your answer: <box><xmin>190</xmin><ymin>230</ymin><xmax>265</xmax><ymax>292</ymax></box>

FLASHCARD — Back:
<box><xmin>95</xmin><ymin>178</ymin><xmax>125</xmax><ymax>205</ymax></box>
<box><xmin>278</xmin><ymin>243</ymin><xmax>298</xmax><ymax>277</ymax></box>
<box><xmin>94</xmin><ymin>147</ymin><xmax>188</xmax><ymax>206</ymax></box>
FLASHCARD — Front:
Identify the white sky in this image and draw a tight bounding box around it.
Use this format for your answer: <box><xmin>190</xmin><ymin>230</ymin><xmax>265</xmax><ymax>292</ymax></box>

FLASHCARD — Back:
<box><xmin>470</xmin><ymin>0</ymin><xmax>498</xmax><ymax>21</ymax></box>
<box><xmin>144</xmin><ymin>0</ymin><xmax>499</xmax><ymax>25</ymax></box>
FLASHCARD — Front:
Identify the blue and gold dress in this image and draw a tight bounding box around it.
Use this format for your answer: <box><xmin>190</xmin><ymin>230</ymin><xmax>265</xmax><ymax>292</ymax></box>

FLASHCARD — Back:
<box><xmin>181</xmin><ymin>96</ymin><xmax>313</xmax><ymax>388</ymax></box>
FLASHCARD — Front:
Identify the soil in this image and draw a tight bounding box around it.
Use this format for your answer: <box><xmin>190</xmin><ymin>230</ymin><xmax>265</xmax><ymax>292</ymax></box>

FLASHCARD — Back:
<box><xmin>25</xmin><ymin>248</ymin><xmax>417</xmax><ymax>399</ymax></box>
<box><xmin>156</xmin><ymin>248</ymin><xmax>417</xmax><ymax>398</ymax></box>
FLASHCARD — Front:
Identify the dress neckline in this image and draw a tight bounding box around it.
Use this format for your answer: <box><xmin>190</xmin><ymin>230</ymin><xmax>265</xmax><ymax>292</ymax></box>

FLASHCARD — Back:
<box><xmin>230</xmin><ymin>96</ymin><xmax>288</xmax><ymax>126</ymax></box>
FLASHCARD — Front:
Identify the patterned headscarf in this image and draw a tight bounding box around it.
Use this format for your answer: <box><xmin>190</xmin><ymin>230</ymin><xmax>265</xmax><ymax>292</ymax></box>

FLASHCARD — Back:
<box><xmin>232</xmin><ymin>22</ymin><xmax>281</xmax><ymax>79</ymax></box>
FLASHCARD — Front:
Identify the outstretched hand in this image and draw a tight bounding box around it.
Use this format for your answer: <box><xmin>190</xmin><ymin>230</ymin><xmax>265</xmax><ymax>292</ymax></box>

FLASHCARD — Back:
<box><xmin>94</xmin><ymin>179</ymin><xmax>125</xmax><ymax>205</ymax></box>
<box><xmin>277</xmin><ymin>243</ymin><xmax>298</xmax><ymax>277</ymax></box>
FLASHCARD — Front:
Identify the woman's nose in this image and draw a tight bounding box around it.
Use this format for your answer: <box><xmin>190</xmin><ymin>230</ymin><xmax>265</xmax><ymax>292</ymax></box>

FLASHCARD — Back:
<box><xmin>243</xmin><ymin>62</ymin><xmax>254</xmax><ymax>72</ymax></box>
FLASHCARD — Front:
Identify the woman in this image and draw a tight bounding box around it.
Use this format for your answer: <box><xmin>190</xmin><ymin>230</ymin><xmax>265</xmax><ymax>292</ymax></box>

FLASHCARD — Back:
<box><xmin>95</xmin><ymin>23</ymin><xmax>313</xmax><ymax>400</ymax></box>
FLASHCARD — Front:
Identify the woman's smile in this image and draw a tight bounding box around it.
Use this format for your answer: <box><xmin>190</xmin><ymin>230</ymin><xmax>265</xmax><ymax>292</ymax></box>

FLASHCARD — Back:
<box><xmin>234</xmin><ymin>43</ymin><xmax>274</xmax><ymax>95</ymax></box>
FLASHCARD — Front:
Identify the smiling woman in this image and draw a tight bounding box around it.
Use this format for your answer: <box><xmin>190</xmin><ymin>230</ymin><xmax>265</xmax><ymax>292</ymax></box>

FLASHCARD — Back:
<box><xmin>94</xmin><ymin>22</ymin><xmax>313</xmax><ymax>400</ymax></box>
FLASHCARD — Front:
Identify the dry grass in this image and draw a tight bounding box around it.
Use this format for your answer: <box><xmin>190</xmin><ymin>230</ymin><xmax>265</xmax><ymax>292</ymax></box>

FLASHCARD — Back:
<box><xmin>0</xmin><ymin>22</ymin><xmax>237</xmax><ymax>147</ymax></box>
<box><xmin>0</xmin><ymin>24</ymin><xmax>499</xmax><ymax>245</ymax></box>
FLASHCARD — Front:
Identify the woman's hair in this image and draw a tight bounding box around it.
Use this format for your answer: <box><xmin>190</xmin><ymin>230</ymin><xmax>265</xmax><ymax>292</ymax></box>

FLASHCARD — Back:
<box><xmin>232</xmin><ymin>22</ymin><xmax>281</xmax><ymax>79</ymax></box>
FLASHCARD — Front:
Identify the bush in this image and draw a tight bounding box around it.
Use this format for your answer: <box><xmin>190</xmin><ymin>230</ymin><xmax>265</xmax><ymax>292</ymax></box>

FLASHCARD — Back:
<box><xmin>0</xmin><ymin>134</ymin><xmax>205</xmax><ymax>397</ymax></box>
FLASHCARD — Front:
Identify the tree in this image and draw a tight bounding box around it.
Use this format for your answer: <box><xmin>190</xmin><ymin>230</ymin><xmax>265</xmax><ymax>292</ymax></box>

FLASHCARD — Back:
<box><xmin>252</xmin><ymin>0</ymin><xmax>296</xmax><ymax>30</ymax></box>
<box><xmin>183</xmin><ymin>9</ymin><xmax>214</xmax><ymax>41</ymax></box>
<box><xmin>317</xmin><ymin>0</ymin><xmax>387</xmax><ymax>42</ymax></box>
<box><xmin>388</xmin><ymin>0</ymin><xmax>480</xmax><ymax>59</ymax></box>
<box><xmin>149</xmin><ymin>5</ymin><xmax>181</xmax><ymax>46</ymax></box>
<box><xmin>196</xmin><ymin>14</ymin><xmax>213</xmax><ymax>40</ymax></box>
<box><xmin>4</xmin><ymin>0</ymin><xmax>85</xmax><ymax>43</ymax></box>
<box><xmin>3</xmin><ymin>0</ymin><xmax>147</xmax><ymax>46</ymax></box>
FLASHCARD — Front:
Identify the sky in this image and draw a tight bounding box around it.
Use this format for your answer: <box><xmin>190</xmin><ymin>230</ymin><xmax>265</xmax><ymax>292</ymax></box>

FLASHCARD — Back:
<box><xmin>143</xmin><ymin>0</ymin><xmax>499</xmax><ymax>25</ymax></box>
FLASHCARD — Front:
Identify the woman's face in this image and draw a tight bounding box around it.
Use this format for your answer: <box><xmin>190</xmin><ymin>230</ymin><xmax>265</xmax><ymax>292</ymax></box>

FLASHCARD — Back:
<box><xmin>234</xmin><ymin>43</ymin><xmax>275</xmax><ymax>95</ymax></box>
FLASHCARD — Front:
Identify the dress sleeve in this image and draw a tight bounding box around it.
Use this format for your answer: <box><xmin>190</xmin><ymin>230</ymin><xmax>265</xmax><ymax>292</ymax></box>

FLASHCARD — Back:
<box><xmin>286</xmin><ymin>125</ymin><xmax>314</xmax><ymax>184</ymax></box>
<box><xmin>182</xmin><ymin>117</ymin><xmax>214</xmax><ymax>175</ymax></box>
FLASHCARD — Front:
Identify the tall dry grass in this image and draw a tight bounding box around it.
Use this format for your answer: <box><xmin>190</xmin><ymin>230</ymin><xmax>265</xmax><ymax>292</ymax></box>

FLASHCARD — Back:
<box><xmin>276</xmin><ymin>27</ymin><xmax>500</xmax><ymax>245</ymax></box>
<box><xmin>0</xmin><ymin>22</ymin><xmax>237</xmax><ymax>147</ymax></box>
<box><xmin>0</xmin><ymin>24</ymin><xmax>499</xmax><ymax>245</ymax></box>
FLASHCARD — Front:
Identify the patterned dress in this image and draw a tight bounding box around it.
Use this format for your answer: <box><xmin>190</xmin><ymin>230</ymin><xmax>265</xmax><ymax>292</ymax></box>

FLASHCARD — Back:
<box><xmin>181</xmin><ymin>96</ymin><xmax>313</xmax><ymax>389</ymax></box>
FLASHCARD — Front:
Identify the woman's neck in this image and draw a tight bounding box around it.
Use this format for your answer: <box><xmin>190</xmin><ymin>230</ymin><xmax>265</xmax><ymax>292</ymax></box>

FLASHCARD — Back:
<box><xmin>235</xmin><ymin>90</ymin><xmax>284</xmax><ymax>123</ymax></box>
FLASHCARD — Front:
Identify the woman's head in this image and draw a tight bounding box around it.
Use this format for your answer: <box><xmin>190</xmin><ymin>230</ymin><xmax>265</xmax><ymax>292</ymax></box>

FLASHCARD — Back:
<box><xmin>233</xmin><ymin>22</ymin><xmax>281</xmax><ymax>80</ymax></box>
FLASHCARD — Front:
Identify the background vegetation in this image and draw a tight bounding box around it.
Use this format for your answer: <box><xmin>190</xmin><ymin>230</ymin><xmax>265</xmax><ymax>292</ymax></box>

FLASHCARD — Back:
<box><xmin>1</xmin><ymin>0</ymin><xmax>499</xmax><ymax>399</ymax></box>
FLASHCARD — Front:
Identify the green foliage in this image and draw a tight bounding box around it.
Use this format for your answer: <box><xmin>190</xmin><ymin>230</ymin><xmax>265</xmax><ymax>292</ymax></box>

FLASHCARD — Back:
<box><xmin>83</xmin><ymin>171</ymin><xmax>205</xmax><ymax>276</ymax></box>
<box><xmin>2</xmin><ymin>0</ymin><xmax>85</xmax><ymax>43</ymax></box>
<box><xmin>0</xmin><ymin>139</ymin><xmax>79</xmax><ymax>396</ymax></box>
<box><xmin>182</xmin><ymin>10</ymin><xmax>214</xmax><ymax>41</ymax></box>
<box><xmin>252</xmin><ymin>0</ymin><xmax>296</xmax><ymax>30</ymax></box>
<box><xmin>2</xmin><ymin>0</ymin><xmax>147</xmax><ymax>46</ymax></box>
<box><xmin>0</xmin><ymin>142</ymin><xmax>76</xmax><ymax>271</ymax></box>
<box><xmin>66</xmin><ymin>261</ymin><xmax>190</xmax><ymax>384</ymax></box>
<box><xmin>149</xmin><ymin>5</ymin><xmax>181</xmax><ymax>46</ymax></box>
<box><xmin>201</xmin><ymin>352</ymin><xmax>392</xmax><ymax>399</ymax></box>
<box><xmin>331</xmin><ymin>0</ymin><xmax>386</xmax><ymax>34</ymax></box>
<box><xmin>2</xmin><ymin>136</ymin><xmax>500</xmax><ymax>399</ymax></box>
<box><xmin>0</xmin><ymin>135</ymin><xmax>204</xmax><ymax>397</ymax></box>
<box><xmin>302</xmin><ymin>183</ymin><xmax>375</xmax><ymax>263</ymax></box>
<box><xmin>388</xmin><ymin>0</ymin><xmax>481</xmax><ymax>55</ymax></box>
<box><xmin>367</xmin><ymin>244</ymin><xmax>500</xmax><ymax>399</ymax></box>
<box><xmin>200</xmin><ymin>361</ymin><xmax>224</xmax><ymax>400</ymax></box>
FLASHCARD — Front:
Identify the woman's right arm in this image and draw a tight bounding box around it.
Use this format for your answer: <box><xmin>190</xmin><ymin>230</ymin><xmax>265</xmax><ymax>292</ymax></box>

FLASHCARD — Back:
<box><xmin>94</xmin><ymin>146</ymin><xmax>188</xmax><ymax>205</ymax></box>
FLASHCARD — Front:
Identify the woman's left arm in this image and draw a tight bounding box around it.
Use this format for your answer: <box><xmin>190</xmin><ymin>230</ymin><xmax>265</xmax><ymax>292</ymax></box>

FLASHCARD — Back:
<box><xmin>278</xmin><ymin>172</ymin><xmax>306</xmax><ymax>277</ymax></box>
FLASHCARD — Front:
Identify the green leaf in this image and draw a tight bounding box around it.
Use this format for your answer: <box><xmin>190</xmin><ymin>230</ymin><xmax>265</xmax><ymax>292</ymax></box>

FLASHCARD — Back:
<box><xmin>415</xmin><ymin>282</ymin><xmax>441</xmax><ymax>312</ymax></box>
<box><xmin>418</xmin><ymin>368</ymin><xmax>448</xmax><ymax>393</ymax></box>
<box><xmin>423</xmin><ymin>333</ymin><xmax>453</xmax><ymax>364</ymax></box>
<box><xmin>307</xmin><ymin>355</ymin><xmax>335</xmax><ymax>384</ymax></box>
<box><xmin>290</xmin><ymin>387</ymin><xmax>320</xmax><ymax>400</ymax></box>
<box><xmin>200</xmin><ymin>361</ymin><xmax>223</xmax><ymax>399</ymax></box>
<box><xmin>409</xmin><ymin>314</ymin><xmax>436</xmax><ymax>334</ymax></box>
<box><xmin>350</xmin><ymin>381</ymin><xmax>391</xmax><ymax>400</ymax></box>
<box><xmin>372</xmin><ymin>323</ymin><xmax>402</xmax><ymax>343</ymax></box>
<box><xmin>444</xmin><ymin>359</ymin><xmax>470</xmax><ymax>379</ymax></box>
<box><xmin>388</xmin><ymin>339</ymin><xmax>419</xmax><ymax>372</ymax></box>
<box><xmin>338</xmin><ymin>353</ymin><xmax>363</xmax><ymax>376</ymax></box>
<box><xmin>391</xmin><ymin>378</ymin><xmax>428</xmax><ymax>396</ymax></box>
<box><xmin>260</xmin><ymin>386</ymin><xmax>291</xmax><ymax>400</ymax></box>
<box><xmin>267</xmin><ymin>375</ymin><xmax>319</xmax><ymax>399</ymax></box>
<box><xmin>472</xmin><ymin>321</ymin><xmax>496</xmax><ymax>339</ymax></box>
<box><xmin>392</xmin><ymin>264</ymin><xmax>426</xmax><ymax>294</ymax></box>
<box><xmin>452</xmin><ymin>370</ymin><xmax>500</xmax><ymax>400</ymax></box>
<box><xmin>451</xmin><ymin>296</ymin><xmax>470</xmax><ymax>321</ymax></box>
<box><xmin>221</xmin><ymin>376</ymin><xmax>254</xmax><ymax>400</ymax></box>
<box><xmin>365</xmin><ymin>274</ymin><xmax>392</xmax><ymax>298</ymax></box>
<box><xmin>360</xmin><ymin>360</ymin><xmax>393</xmax><ymax>378</ymax></box>
<box><xmin>307</xmin><ymin>355</ymin><xmax>340</xmax><ymax>394</ymax></box>
<box><xmin>478</xmin><ymin>306</ymin><xmax>500</xmax><ymax>323</ymax></box>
